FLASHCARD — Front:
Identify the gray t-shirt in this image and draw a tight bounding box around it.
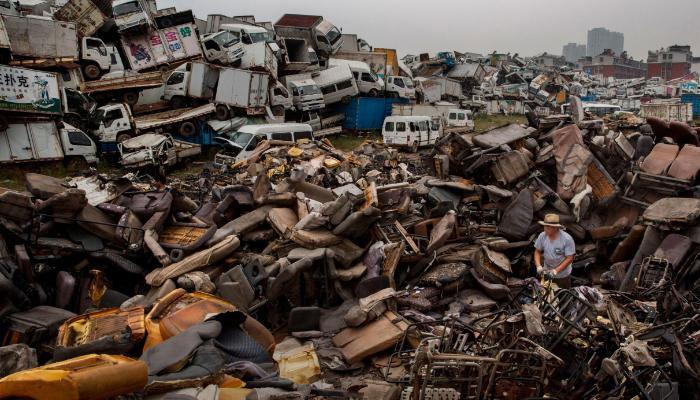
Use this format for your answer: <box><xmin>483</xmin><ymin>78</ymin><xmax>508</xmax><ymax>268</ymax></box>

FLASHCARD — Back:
<box><xmin>534</xmin><ymin>230</ymin><xmax>575</xmax><ymax>278</ymax></box>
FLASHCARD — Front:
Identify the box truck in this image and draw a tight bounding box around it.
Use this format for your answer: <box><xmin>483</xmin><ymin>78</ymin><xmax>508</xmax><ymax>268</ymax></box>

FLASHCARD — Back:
<box><xmin>162</xmin><ymin>61</ymin><xmax>280</xmax><ymax>119</ymax></box>
<box><xmin>120</xmin><ymin>23</ymin><xmax>202</xmax><ymax>72</ymax></box>
<box><xmin>274</xmin><ymin>14</ymin><xmax>343</xmax><ymax>58</ymax></box>
<box><xmin>0</xmin><ymin>120</ymin><xmax>97</xmax><ymax>168</ymax></box>
<box><xmin>53</xmin><ymin>0</ymin><xmax>108</xmax><ymax>38</ymax></box>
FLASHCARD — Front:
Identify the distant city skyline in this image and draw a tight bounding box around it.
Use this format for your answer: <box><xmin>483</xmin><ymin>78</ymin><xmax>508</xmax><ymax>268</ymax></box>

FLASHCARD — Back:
<box><xmin>158</xmin><ymin>0</ymin><xmax>700</xmax><ymax>60</ymax></box>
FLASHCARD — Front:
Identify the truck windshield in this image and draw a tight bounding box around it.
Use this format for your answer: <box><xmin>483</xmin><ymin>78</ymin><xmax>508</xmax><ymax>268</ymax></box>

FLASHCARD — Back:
<box><xmin>248</xmin><ymin>32</ymin><xmax>270</xmax><ymax>43</ymax></box>
<box><xmin>228</xmin><ymin>131</ymin><xmax>254</xmax><ymax>147</ymax></box>
<box><xmin>298</xmin><ymin>85</ymin><xmax>321</xmax><ymax>96</ymax></box>
<box><xmin>326</xmin><ymin>27</ymin><xmax>342</xmax><ymax>45</ymax></box>
<box><xmin>214</xmin><ymin>32</ymin><xmax>240</xmax><ymax>48</ymax></box>
<box><xmin>113</xmin><ymin>1</ymin><xmax>141</xmax><ymax>16</ymax></box>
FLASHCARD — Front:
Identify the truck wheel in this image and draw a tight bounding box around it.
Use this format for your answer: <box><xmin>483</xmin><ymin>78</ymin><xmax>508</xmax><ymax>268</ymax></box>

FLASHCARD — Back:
<box><xmin>179</xmin><ymin>121</ymin><xmax>196</xmax><ymax>137</ymax></box>
<box><xmin>82</xmin><ymin>63</ymin><xmax>102</xmax><ymax>81</ymax></box>
<box><xmin>65</xmin><ymin>156</ymin><xmax>88</xmax><ymax>171</ymax></box>
<box><xmin>123</xmin><ymin>91</ymin><xmax>139</xmax><ymax>105</ymax></box>
<box><xmin>368</xmin><ymin>89</ymin><xmax>378</xmax><ymax>97</ymax></box>
<box><xmin>159</xmin><ymin>17</ymin><xmax>173</xmax><ymax>28</ymax></box>
<box><xmin>116</xmin><ymin>133</ymin><xmax>132</xmax><ymax>143</ymax></box>
<box><xmin>215</xmin><ymin>105</ymin><xmax>230</xmax><ymax>121</ymax></box>
<box><xmin>170</xmin><ymin>96</ymin><xmax>187</xmax><ymax>109</ymax></box>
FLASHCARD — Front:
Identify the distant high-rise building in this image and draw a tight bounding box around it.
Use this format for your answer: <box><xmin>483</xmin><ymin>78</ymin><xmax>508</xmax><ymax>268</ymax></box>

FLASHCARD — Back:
<box><xmin>562</xmin><ymin>43</ymin><xmax>586</xmax><ymax>63</ymax></box>
<box><xmin>587</xmin><ymin>28</ymin><xmax>624</xmax><ymax>57</ymax></box>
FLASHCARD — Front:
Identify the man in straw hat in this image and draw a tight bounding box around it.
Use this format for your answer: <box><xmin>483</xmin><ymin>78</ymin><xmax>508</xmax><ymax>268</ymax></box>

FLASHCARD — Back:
<box><xmin>534</xmin><ymin>214</ymin><xmax>575</xmax><ymax>288</ymax></box>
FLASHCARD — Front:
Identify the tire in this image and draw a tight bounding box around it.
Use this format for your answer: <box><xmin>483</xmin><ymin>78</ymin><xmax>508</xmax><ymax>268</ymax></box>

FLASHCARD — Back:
<box><xmin>170</xmin><ymin>96</ymin><xmax>187</xmax><ymax>109</ymax></box>
<box><xmin>368</xmin><ymin>89</ymin><xmax>378</xmax><ymax>97</ymax></box>
<box><xmin>65</xmin><ymin>156</ymin><xmax>88</xmax><ymax>171</ymax></box>
<box><xmin>215</xmin><ymin>104</ymin><xmax>230</xmax><ymax>121</ymax></box>
<box><xmin>271</xmin><ymin>105</ymin><xmax>285</xmax><ymax>116</ymax></box>
<box><xmin>123</xmin><ymin>91</ymin><xmax>138</xmax><ymax>105</ymax></box>
<box><xmin>82</xmin><ymin>63</ymin><xmax>101</xmax><ymax>81</ymax></box>
<box><xmin>158</xmin><ymin>65</ymin><xmax>170</xmax><ymax>73</ymax></box>
<box><xmin>159</xmin><ymin>17</ymin><xmax>173</xmax><ymax>28</ymax></box>
<box><xmin>179</xmin><ymin>121</ymin><xmax>196</xmax><ymax>137</ymax></box>
<box><xmin>116</xmin><ymin>132</ymin><xmax>132</xmax><ymax>143</ymax></box>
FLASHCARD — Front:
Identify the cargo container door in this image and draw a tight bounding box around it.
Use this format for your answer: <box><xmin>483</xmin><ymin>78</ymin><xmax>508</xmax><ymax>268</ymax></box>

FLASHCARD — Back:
<box><xmin>30</xmin><ymin>122</ymin><xmax>62</xmax><ymax>159</ymax></box>
<box><xmin>6</xmin><ymin>124</ymin><xmax>35</xmax><ymax>160</ymax></box>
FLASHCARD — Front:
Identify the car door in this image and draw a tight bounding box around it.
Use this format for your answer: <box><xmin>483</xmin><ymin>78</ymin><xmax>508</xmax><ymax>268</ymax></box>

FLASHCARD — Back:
<box><xmin>164</xmin><ymin>71</ymin><xmax>186</xmax><ymax>101</ymax></box>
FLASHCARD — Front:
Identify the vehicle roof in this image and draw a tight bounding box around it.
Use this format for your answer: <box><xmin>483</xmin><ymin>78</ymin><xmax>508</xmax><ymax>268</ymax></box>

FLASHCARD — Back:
<box><xmin>238</xmin><ymin>123</ymin><xmax>313</xmax><ymax>134</ymax></box>
<box><xmin>275</xmin><ymin>14</ymin><xmax>321</xmax><ymax>28</ymax></box>
<box><xmin>313</xmin><ymin>64</ymin><xmax>353</xmax><ymax>85</ymax></box>
<box><xmin>220</xmin><ymin>23</ymin><xmax>267</xmax><ymax>33</ymax></box>
<box><xmin>328</xmin><ymin>58</ymin><xmax>370</xmax><ymax>71</ymax></box>
<box><xmin>583</xmin><ymin>103</ymin><xmax>622</xmax><ymax>108</ymax></box>
<box><xmin>121</xmin><ymin>133</ymin><xmax>168</xmax><ymax>149</ymax></box>
<box><xmin>384</xmin><ymin>115</ymin><xmax>432</xmax><ymax>121</ymax></box>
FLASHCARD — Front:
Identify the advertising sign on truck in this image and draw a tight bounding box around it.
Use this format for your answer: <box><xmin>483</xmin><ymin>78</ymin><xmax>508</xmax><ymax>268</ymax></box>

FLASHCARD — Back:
<box><xmin>122</xmin><ymin>23</ymin><xmax>201</xmax><ymax>71</ymax></box>
<box><xmin>0</xmin><ymin>66</ymin><xmax>61</xmax><ymax>115</ymax></box>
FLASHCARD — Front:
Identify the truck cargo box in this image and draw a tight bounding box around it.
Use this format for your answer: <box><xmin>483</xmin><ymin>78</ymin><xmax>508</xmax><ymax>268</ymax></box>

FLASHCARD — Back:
<box><xmin>3</xmin><ymin>15</ymin><xmax>78</xmax><ymax>60</ymax></box>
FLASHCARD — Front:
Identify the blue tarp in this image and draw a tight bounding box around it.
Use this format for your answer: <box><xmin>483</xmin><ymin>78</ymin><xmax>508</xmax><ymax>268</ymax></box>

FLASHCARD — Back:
<box><xmin>681</xmin><ymin>93</ymin><xmax>700</xmax><ymax>116</ymax></box>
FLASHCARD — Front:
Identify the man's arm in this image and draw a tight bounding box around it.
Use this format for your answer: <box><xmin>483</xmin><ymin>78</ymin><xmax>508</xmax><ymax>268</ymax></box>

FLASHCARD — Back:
<box><xmin>553</xmin><ymin>255</ymin><xmax>574</xmax><ymax>274</ymax></box>
<box><xmin>534</xmin><ymin>249</ymin><xmax>542</xmax><ymax>269</ymax></box>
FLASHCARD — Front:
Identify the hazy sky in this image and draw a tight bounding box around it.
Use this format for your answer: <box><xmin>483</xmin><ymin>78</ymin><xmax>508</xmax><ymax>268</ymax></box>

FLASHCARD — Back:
<box><xmin>159</xmin><ymin>0</ymin><xmax>700</xmax><ymax>60</ymax></box>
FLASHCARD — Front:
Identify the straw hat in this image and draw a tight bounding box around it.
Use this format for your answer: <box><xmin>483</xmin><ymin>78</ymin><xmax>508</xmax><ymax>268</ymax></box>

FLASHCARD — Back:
<box><xmin>538</xmin><ymin>213</ymin><xmax>564</xmax><ymax>228</ymax></box>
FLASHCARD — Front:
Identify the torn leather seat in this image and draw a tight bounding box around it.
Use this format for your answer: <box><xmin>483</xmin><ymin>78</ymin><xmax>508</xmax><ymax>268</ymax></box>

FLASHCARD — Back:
<box><xmin>143</xmin><ymin>290</ymin><xmax>274</xmax><ymax>356</ymax></box>
<box><xmin>0</xmin><ymin>354</ymin><xmax>148</xmax><ymax>400</ymax></box>
<box><xmin>641</xmin><ymin>143</ymin><xmax>679</xmax><ymax>175</ymax></box>
<box><xmin>667</xmin><ymin>144</ymin><xmax>700</xmax><ymax>181</ymax></box>
<box><xmin>54</xmin><ymin>307</ymin><xmax>146</xmax><ymax>361</ymax></box>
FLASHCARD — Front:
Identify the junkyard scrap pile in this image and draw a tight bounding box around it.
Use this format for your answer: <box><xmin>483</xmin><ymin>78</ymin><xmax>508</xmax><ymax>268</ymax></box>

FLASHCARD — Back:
<box><xmin>1</xmin><ymin>1</ymin><xmax>700</xmax><ymax>400</ymax></box>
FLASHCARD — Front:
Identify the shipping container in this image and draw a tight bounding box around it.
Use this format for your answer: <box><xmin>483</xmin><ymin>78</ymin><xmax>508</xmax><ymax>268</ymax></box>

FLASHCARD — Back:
<box><xmin>681</xmin><ymin>93</ymin><xmax>700</xmax><ymax>117</ymax></box>
<box><xmin>339</xmin><ymin>97</ymin><xmax>408</xmax><ymax>131</ymax></box>
<box><xmin>3</xmin><ymin>15</ymin><xmax>78</xmax><ymax>60</ymax></box>
<box><xmin>54</xmin><ymin>0</ymin><xmax>108</xmax><ymax>38</ymax></box>
<box><xmin>120</xmin><ymin>23</ymin><xmax>202</xmax><ymax>71</ymax></box>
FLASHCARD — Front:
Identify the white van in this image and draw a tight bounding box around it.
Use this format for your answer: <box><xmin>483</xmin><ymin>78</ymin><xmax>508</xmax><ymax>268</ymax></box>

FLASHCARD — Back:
<box><xmin>385</xmin><ymin>76</ymin><xmax>416</xmax><ymax>100</ymax></box>
<box><xmin>213</xmin><ymin>123</ymin><xmax>314</xmax><ymax>166</ymax></box>
<box><xmin>446</xmin><ymin>108</ymin><xmax>474</xmax><ymax>130</ymax></box>
<box><xmin>328</xmin><ymin>58</ymin><xmax>383</xmax><ymax>96</ymax></box>
<box><xmin>315</xmin><ymin>64</ymin><xmax>359</xmax><ymax>105</ymax></box>
<box><xmin>382</xmin><ymin>116</ymin><xmax>439</xmax><ymax>151</ymax></box>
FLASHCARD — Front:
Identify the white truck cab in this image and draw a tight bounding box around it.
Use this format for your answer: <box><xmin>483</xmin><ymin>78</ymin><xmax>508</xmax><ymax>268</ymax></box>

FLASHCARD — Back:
<box><xmin>386</xmin><ymin>76</ymin><xmax>416</xmax><ymax>100</ymax></box>
<box><xmin>213</xmin><ymin>123</ymin><xmax>314</xmax><ymax>167</ymax></box>
<box><xmin>382</xmin><ymin>116</ymin><xmax>439</xmax><ymax>151</ymax></box>
<box><xmin>94</xmin><ymin>103</ymin><xmax>134</xmax><ymax>143</ymax></box>
<box><xmin>80</xmin><ymin>37</ymin><xmax>112</xmax><ymax>80</ymax></box>
<box><xmin>219</xmin><ymin>23</ymin><xmax>280</xmax><ymax>54</ymax></box>
<box><xmin>201</xmin><ymin>31</ymin><xmax>246</xmax><ymax>66</ymax></box>
<box><xmin>329</xmin><ymin>58</ymin><xmax>383</xmax><ymax>96</ymax></box>
<box><xmin>270</xmin><ymin>82</ymin><xmax>293</xmax><ymax>115</ymax></box>
<box><xmin>112</xmin><ymin>0</ymin><xmax>150</xmax><ymax>33</ymax></box>
<box><xmin>284</xmin><ymin>78</ymin><xmax>325</xmax><ymax>112</ymax></box>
